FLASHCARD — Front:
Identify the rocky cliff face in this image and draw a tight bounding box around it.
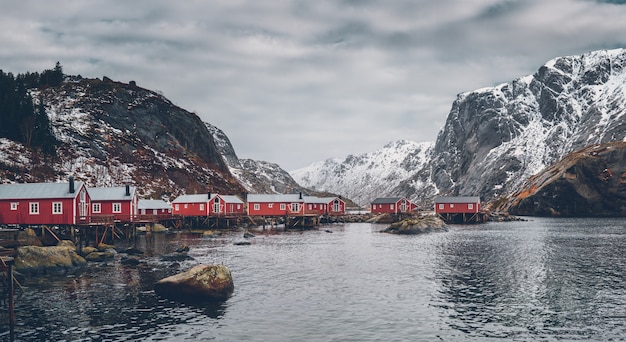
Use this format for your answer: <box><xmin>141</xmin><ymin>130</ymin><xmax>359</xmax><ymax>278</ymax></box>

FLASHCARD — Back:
<box><xmin>205</xmin><ymin>123</ymin><xmax>312</xmax><ymax>194</ymax></box>
<box><xmin>503</xmin><ymin>141</ymin><xmax>626</xmax><ymax>216</ymax></box>
<box><xmin>1</xmin><ymin>76</ymin><xmax>245</xmax><ymax>199</ymax></box>
<box><xmin>428</xmin><ymin>49</ymin><xmax>626</xmax><ymax>202</ymax></box>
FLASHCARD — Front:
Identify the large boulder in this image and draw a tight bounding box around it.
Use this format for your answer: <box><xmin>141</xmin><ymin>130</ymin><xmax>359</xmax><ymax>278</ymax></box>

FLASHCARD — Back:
<box><xmin>154</xmin><ymin>264</ymin><xmax>234</xmax><ymax>301</ymax></box>
<box><xmin>383</xmin><ymin>215</ymin><xmax>447</xmax><ymax>235</ymax></box>
<box><xmin>15</xmin><ymin>242</ymin><xmax>87</xmax><ymax>276</ymax></box>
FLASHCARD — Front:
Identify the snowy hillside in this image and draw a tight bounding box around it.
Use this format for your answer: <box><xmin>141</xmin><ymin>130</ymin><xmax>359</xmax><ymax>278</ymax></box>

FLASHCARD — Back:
<box><xmin>290</xmin><ymin>140</ymin><xmax>433</xmax><ymax>205</ymax></box>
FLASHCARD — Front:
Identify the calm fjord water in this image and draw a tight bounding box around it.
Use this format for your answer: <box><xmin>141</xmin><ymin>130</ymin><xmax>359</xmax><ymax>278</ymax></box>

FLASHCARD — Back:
<box><xmin>4</xmin><ymin>218</ymin><xmax>626</xmax><ymax>341</ymax></box>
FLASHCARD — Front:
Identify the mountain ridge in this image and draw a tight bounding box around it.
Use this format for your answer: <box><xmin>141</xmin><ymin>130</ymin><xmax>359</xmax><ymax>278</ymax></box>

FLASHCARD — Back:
<box><xmin>291</xmin><ymin>49</ymin><xmax>626</xmax><ymax>207</ymax></box>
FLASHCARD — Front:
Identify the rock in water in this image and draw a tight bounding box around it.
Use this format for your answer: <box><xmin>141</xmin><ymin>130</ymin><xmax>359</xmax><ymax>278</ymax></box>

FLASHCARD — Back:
<box><xmin>383</xmin><ymin>215</ymin><xmax>447</xmax><ymax>235</ymax></box>
<box><xmin>15</xmin><ymin>244</ymin><xmax>87</xmax><ymax>276</ymax></box>
<box><xmin>154</xmin><ymin>264</ymin><xmax>234</xmax><ymax>301</ymax></box>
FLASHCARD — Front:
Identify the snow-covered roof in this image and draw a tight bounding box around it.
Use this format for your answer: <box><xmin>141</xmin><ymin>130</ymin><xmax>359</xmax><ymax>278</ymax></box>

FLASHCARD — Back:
<box><xmin>371</xmin><ymin>197</ymin><xmax>405</xmax><ymax>204</ymax></box>
<box><xmin>138</xmin><ymin>199</ymin><xmax>171</xmax><ymax>210</ymax></box>
<box><xmin>434</xmin><ymin>196</ymin><xmax>480</xmax><ymax>203</ymax></box>
<box><xmin>88</xmin><ymin>186</ymin><xmax>136</xmax><ymax>201</ymax></box>
<box><xmin>0</xmin><ymin>181</ymin><xmax>84</xmax><ymax>200</ymax></box>
<box><xmin>247</xmin><ymin>194</ymin><xmax>303</xmax><ymax>203</ymax></box>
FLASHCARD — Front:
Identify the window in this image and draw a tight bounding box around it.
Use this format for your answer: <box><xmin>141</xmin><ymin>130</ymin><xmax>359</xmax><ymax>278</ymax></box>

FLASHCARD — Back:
<box><xmin>308</xmin><ymin>204</ymin><xmax>312</xmax><ymax>210</ymax></box>
<box><xmin>438</xmin><ymin>204</ymin><xmax>444</xmax><ymax>210</ymax></box>
<box><xmin>30</xmin><ymin>202</ymin><xmax>39</xmax><ymax>215</ymax></box>
<box><xmin>333</xmin><ymin>200</ymin><xmax>340</xmax><ymax>212</ymax></box>
<box><xmin>92</xmin><ymin>203</ymin><xmax>101</xmax><ymax>213</ymax></box>
<box><xmin>10</xmin><ymin>202</ymin><xmax>18</xmax><ymax>210</ymax></box>
<box><xmin>390</xmin><ymin>204</ymin><xmax>394</xmax><ymax>210</ymax></box>
<box><xmin>253</xmin><ymin>203</ymin><xmax>260</xmax><ymax>210</ymax></box>
<box><xmin>175</xmin><ymin>204</ymin><xmax>180</xmax><ymax>211</ymax></box>
<box><xmin>450</xmin><ymin>204</ymin><xmax>455</xmax><ymax>208</ymax></box>
<box><xmin>237</xmin><ymin>204</ymin><xmax>241</xmax><ymax>210</ymax></box>
<box><xmin>184</xmin><ymin>203</ymin><xmax>188</xmax><ymax>209</ymax></box>
<box><xmin>291</xmin><ymin>203</ymin><xmax>300</xmax><ymax>212</ymax></box>
<box><xmin>112</xmin><ymin>203</ymin><xmax>122</xmax><ymax>213</ymax></box>
<box><xmin>52</xmin><ymin>202</ymin><xmax>62</xmax><ymax>214</ymax></box>
<box><xmin>468</xmin><ymin>203</ymin><xmax>473</xmax><ymax>210</ymax></box>
<box><xmin>280</xmin><ymin>203</ymin><xmax>286</xmax><ymax>210</ymax></box>
<box><xmin>200</xmin><ymin>204</ymin><xmax>205</xmax><ymax>211</ymax></box>
<box><xmin>268</xmin><ymin>203</ymin><xmax>273</xmax><ymax>208</ymax></box>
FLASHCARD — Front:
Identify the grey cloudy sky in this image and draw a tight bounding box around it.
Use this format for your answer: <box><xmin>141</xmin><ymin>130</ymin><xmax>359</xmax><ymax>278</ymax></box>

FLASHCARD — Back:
<box><xmin>1</xmin><ymin>0</ymin><xmax>626</xmax><ymax>170</ymax></box>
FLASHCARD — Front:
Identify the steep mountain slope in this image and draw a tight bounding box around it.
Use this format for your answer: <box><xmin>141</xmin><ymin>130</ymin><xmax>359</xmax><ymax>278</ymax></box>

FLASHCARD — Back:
<box><xmin>291</xmin><ymin>49</ymin><xmax>626</xmax><ymax>207</ymax></box>
<box><xmin>503</xmin><ymin>141</ymin><xmax>626</xmax><ymax>216</ymax></box>
<box><xmin>1</xmin><ymin>76</ymin><xmax>245</xmax><ymax>199</ymax></box>
<box><xmin>426</xmin><ymin>49</ymin><xmax>626</xmax><ymax>202</ymax></box>
<box><xmin>291</xmin><ymin>140</ymin><xmax>433</xmax><ymax>205</ymax></box>
<box><xmin>205</xmin><ymin>123</ymin><xmax>312</xmax><ymax>194</ymax></box>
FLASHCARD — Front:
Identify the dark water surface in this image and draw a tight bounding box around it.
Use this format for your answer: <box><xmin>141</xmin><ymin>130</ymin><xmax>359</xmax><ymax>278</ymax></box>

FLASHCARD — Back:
<box><xmin>3</xmin><ymin>218</ymin><xmax>626</xmax><ymax>341</ymax></box>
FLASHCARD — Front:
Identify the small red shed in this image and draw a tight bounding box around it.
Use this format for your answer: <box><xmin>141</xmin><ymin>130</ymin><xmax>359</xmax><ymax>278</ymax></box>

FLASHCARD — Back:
<box><xmin>88</xmin><ymin>185</ymin><xmax>138</xmax><ymax>222</ymax></box>
<box><xmin>303</xmin><ymin>196</ymin><xmax>346</xmax><ymax>216</ymax></box>
<box><xmin>370</xmin><ymin>197</ymin><xmax>417</xmax><ymax>214</ymax></box>
<box><xmin>0</xmin><ymin>178</ymin><xmax>90</xmax><ymax>226</ymax></box>
<box><xmin>246</xmin><ymin>194</ymin><xmax>305</xmax><ymax>216</ymax></box>
<box><xmin>172</xmin><ymin>193</ymin><xmax>244</xmax><ymax>217</ymax></box>
<box><xmin>434</xmin><ymin>196</ymin><xmax>481</xmax><ymax>214</ymax></box>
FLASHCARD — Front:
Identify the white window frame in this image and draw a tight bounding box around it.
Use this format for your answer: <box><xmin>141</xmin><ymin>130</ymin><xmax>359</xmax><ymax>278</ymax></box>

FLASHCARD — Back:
<box><xmin>112</xmin><ymin>202</ymin><xmax>122</xmax><ymax>213</ymax></box>
<box><xmin>237</xmin><ymin>204</ymin><xmax>241</xmax><ymax>210</ymax></box>
<box><xmin>52</xmin><ymin>202</ymin><xmax>63</xmax><ymax>215</ymax></box>
<box><xmin>390</xmin><ymin>204</ymin><xmax>394</xmax><ymax>210</ymax></box>
<box><xmin>268</xmin><ymin>203</ymin><xmax>273</xmax><ymax>208</ymax></box>
<box><xmin>291</xmin><ymin>203</ymin><xmax>300</xmax><ymax>212</ymax></box>
<box><xmin>468</xmin><ymin>203</ymin><xmax>473</xmax><ymax>210</ymax></box>
<box><xmin>10</xmin><ymin>202</ymin><xmax>18</xmax><ymax>210</ymax></box>
<box><xmin>253</xmin><ymin>203</ymin><xmax>260</xmax><ymax>210</ymax></box>
<box><xmin>200</xmin><ymin>203</ymin><xmax>205</xmax><ymax>211</ymax></box>
<box><xmin>30</xmin><ymin>202</ymin><xmax>39</xmax><ymax>215</ymax></box>
<box><xmin>175</xmin><ymin>204</ymin><xmax>180</xmax><ymax>211</ymax></box>
<box><xmin>450</xmin><ymin>204</ymin><xmax>455</xmax><ymax>208</ymax></box>
<box><xmin>438</xmin><ymin>204</ymin><xmax>444</xmax><ymax>210</ymax></box>
<box><xmin>92</xmin><ymin>203</ymin><xmax>101</xmax><ymax>213</ymax></box>
<box><xmin>280</xmin><ymin>203</ymin><xmax>286</xmax><ymax>210</ymax></box>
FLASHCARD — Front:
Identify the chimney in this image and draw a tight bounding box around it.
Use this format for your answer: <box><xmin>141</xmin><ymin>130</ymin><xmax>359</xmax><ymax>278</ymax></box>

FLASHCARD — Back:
<box><xmin>125</xmin><ymin>184</ymin><xmax>130</xmax><ymax>196</ymax></box>
<box><xmin>69</xmin><ymin>176</ymin><xmax>75</xmax><ymax>194</ymax></box>
<box><xmin>208</xmin><ymin>192</ymin><xmax>211</xmax><ymax>199</ymax></box>
<box><xmin>299</xmin><ymin>192</ymin><xmax>302</xmax><ymax>200</ymax></box>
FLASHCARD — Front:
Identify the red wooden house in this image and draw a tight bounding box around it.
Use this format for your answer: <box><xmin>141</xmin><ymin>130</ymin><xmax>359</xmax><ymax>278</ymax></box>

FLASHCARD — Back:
<box><xmin>370</xmin><ymin>197</ymin><xmax>417</xmax><ymax>214</ymax></box>
<box><xmin>138</xmin><ymin>199</ymin><xmax>172</xmax><ymax>216</ymax></box>
<box><xmin>0</xmin><ymin>178</ymin><xmax>90</xmax><ymax>226</ymax></box>
<box><xmin>246</xmin><ymin>193</ymin><xmax>305</xmax><ymax>216</ymax></box>
<box><xmin>172</xmin><ymin>193</ymin><xmax>244</xmax><ymax>217</ymax></box>
<box><xmin>88</xmin><ymin>185</ymin><xmax>138</xmax><ymax>222</ymax></box>
<box><xmin>303</xmin><ymin>196</ymin><xmax>346</xmax><ymax>216</ymax></box>
<box><xmin>434</xmin><ymin>196</ymin><xmax>480</xmax><ymax>214</ymax></box>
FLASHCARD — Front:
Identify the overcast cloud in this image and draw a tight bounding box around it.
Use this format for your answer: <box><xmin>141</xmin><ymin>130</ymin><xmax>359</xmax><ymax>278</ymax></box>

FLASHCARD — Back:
<box><xmin>1</xmin><ymin>0</ymin><xmax>626</xmax><ymax>170</ymax></box>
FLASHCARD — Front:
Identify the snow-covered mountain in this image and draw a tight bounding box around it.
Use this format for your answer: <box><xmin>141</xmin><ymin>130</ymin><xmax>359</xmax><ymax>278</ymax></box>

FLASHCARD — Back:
<box><xmin>291</xmin><ymin>140</ymin><xmax>433</xmax><ymax>206</ymax></box>
<box><xmin>291</xmin><ymin>49</ymin><xmax>626</xmax><ymax>206</ymax></box>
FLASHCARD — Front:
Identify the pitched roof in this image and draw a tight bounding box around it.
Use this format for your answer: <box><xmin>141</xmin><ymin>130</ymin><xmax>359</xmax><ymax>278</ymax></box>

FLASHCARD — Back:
<box><xmin>434</xmin><ymin>196</ymin><xmax>481</xmax><ymax>203</ymax></box>
<box><xmin>219</xmin><ymin>195</ymin><xmax>243</xmax><ymax>204</ymax></box>
<box><xmin>138</xmin><ymin>199</ymin><xmax>171</xmax><ymax>210</ymax></box>
<box><xmin>172</xmin><ymin>194</ymin><xmax>213</xmax><ymax>203</ymax></box>
<box><xmin>0</xmin><ymin>181</ymin><xmax>84</xmax><ymax>200</ymax></box>
<box><xmin>371</xmin><ymin>197</ymin><xmax>405</xmax><ymax>204</ymax></box>
<box><xmin>247</xmin><ymin>194</ymin><xmax>303</xmax><ymax>203</ymax></box>
<box><xmin>88</xmin><ymin>186</ymin><xmax>136</xmax><ymax>201</ymax></box>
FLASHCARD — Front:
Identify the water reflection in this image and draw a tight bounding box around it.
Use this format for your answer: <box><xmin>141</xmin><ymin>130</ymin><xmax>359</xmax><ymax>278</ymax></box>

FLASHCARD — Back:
<box><xmin>434</xmin><ymin>218</ymin><xmax>626</xmax><ymax>340</ymax></box>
